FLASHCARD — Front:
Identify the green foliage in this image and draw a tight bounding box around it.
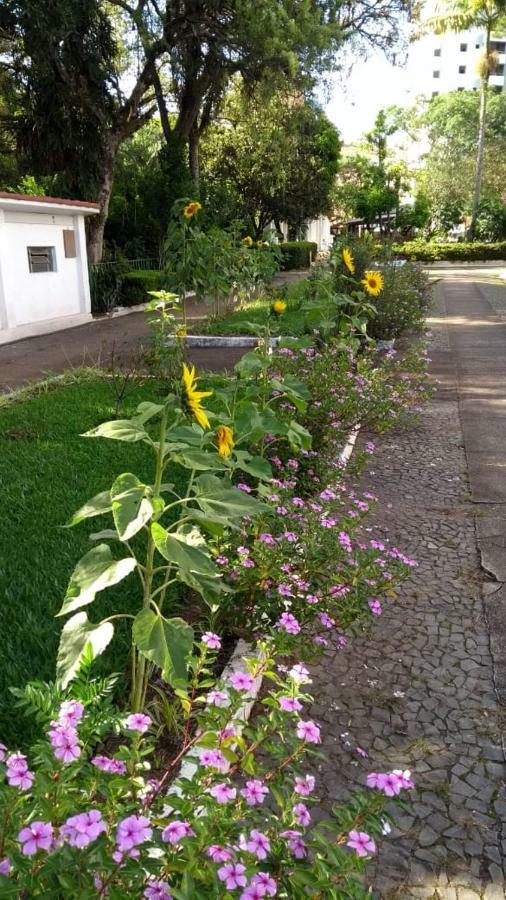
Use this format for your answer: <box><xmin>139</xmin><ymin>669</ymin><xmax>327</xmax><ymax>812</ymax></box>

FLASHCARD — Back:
<box><xmin>475</xmin><ymin>197</ymin><xmax>506</xmax><ymax>241</ymax></box>
<box><xmin>394</xmin><ymin>239</ymin><xmax>506</xmax><ymax>261</ymax></box>
<box><xmin>366</xmin><ymin>262</ymin><xmax>432</xmax><ymax>341</ymax></box>
<box><xmin>279</xmin><ymin>241</ymin><xmax>318</xmax><ymax>270</ymax></box>
<box><xmin>120</xmin><ymin>270</ymin><xmax>169</xmax><ymax>307</ymax></box>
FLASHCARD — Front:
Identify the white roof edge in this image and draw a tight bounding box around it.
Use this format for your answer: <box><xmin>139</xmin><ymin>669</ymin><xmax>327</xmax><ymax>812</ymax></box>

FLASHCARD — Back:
<box><xmin>0</xmin><ymin>197</ymin><xmax>99</xmax><ymax>216</ymax></box>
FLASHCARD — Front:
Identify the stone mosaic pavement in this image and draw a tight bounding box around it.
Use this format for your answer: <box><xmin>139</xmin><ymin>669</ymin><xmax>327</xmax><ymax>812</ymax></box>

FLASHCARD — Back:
<box><xmin>307</xmin><ymin>292</ymin><xmax>505</xmax><ymax>898</ymax></box>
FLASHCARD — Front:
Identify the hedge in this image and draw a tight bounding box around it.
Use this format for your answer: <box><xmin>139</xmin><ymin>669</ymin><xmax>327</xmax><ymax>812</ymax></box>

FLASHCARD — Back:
<box><xmin>393</xmin><ymin>240</ymin><xmax>506</xmax><ymax>262</ymax></box>
<box><xmin>119</xmin><ymin>270</ymin><xmax>169</xmax><ymax>306</ymax></box>
<box><xmin>279</xmin><ymin>241</ymin><xmax>318</xmax><ymax>270</ymax></box>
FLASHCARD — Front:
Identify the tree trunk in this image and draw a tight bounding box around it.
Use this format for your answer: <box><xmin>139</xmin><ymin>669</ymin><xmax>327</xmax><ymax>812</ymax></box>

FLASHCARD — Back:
<box><xmin>86</xmin><ymin>134</ymin><xmax>120</xmax><ymax>264</ymax></box>
<box><xmin>468</xmin><ymin>27</ymin><xmax>491</xmax><ymax>241</ymax></box>
<box><xmin>188</xmin><ymin>123</ymin><xmax>200</xmax><ymax>193</ymax></box>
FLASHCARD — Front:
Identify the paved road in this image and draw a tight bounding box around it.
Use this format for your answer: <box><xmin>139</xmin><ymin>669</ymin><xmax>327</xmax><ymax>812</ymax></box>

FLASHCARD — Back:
<box><xmin>306</xmin><ymin>280</ymin><xmax>506</xmax><ymax>898</ymax></box>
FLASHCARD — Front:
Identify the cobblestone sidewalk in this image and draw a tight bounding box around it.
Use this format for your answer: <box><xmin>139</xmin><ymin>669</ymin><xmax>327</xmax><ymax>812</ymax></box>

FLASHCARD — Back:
<box><xmin>307</xmin><ymin>401</ymin><xmax>505</xmax><ymax>897</ymax></box>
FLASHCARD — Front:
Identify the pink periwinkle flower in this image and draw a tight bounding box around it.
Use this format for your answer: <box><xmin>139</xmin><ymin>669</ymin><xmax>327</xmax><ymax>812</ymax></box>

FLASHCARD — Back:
<box><xmin>91</xmin><ymin>755</ymin><xmax>127</xmax><ymax>775</ymax></box>
<box><xmin>57</xmin><ymin>700</ymin><xmax>84</xmax><ymax>727</ymax></box>
<box><xmin>242</xmin><ymin>829</ymin><xmax>271</xmax><ymax>860</ymax></box>
<box><xmin>0</xmin><ymin>857</ymin><xmax>11</xmax><ymax>876</ymax></box>
<box><xmin>0</xmin><ymin>744</ymin><xmax>7</xmax><ymax>763</ymax></box>
<box><xmin>251</xmin><ymin>872</ymin><xmax>277</xmax><ymax>896</ymax></box>
<box><xmin>276</xmin><ymin>612</ymin><xmax>301</xmax><ymax>635</ymax></box>
<box><xmin>259</xmin><ymin>532</ymin><xmax>275</xmax><ymax>545</ymax></box>
<box><xmin>240</xmin><ymin>887</ymin><xmax>265</xmax><ymax>900</ymax></box>
<box><xmin>296</xmin><ymin>720</ymin><xmax>321</xmax><ymax>744</ymax></box>
<box><xmin>368</xmin><ymin>599</ymin><xmax>382</xmax><ymax>615</ymax></box>
<box><xmin>281</xmin><ymin>829</ymin><xmax>307</xmax><ymax>858</ymax></box>
<box><xmin>240</xmin><ymin>779</ymin><xmax>268</xmax><ymax>806</ymax></box>
<box><xmin>216</xmin><ymin>555</ymin><xmax>229</xmax><ymax>565</ymax></box>
<box><xmin>277</xmin><ymin>583</ymin><xmax>293</xmax><ymax>597</ymax></box>
<box><xmin>199</xmin><ymin>749</ymin><xmax>227</xmax><ymax>771</ymax></box>
<box><xmin>125</xmin><ymin>713</ymin><xmax>152</xmax><ymax>734</ymax></box>
<box><xmin>201</xmin><ymin>632</ymin><xmax>222</xmax><ymax>650</ymax></box>
<box><xmin>206</xmin><ymin>688</ymin><xmax>230</xmax><ymax>707</ymax></box>
<box><xmin>237</xmin><ymin>483</ymin><xmax>252</xmax><ymax>493</ymax></box>
<box><xmin>278</xmin><ymin>696</ymin><xmax>302</xmax><ymax>713</ymax></box>
<box><xmin>217</xmin><ymin>862</ymin><xmax>247</xmax><ymax>890</ymax></box>
<box><xmin>162</xmin><ymin>820</ymin><xmax>194</xmax><ymax>845</ymax></box>
<box><xmin>294</xmin><ymin>774</ymin><xmax>316</xmax><ymax>796</ymax></box>
<box><xmin>18</xmin><ymin>821</ymin><xmax>53</xmax><ymax>856</ymax></box>
<box><xmin>229</xmin><ymin>672</ymin><xmax>256</xmax><ymax>693</ymax></box>
<box><xmin>144</xmin><ymin>880</ymin><xmax>172</xmax><ymax>900</ymax></box>
<box><xmin>209</xmin><ymin>783</ymin><xmax>237</xmax><ymax>804</ymax></box>
<box><xmin>318</xmin><ymin>612</ymin><xmax>335</xmax><ymax>629</ymax></box>
<box><xmin>116</xmin><ymin>815</ymin><xmax>152</xmax><ymax>852</ymax></box>
<box><xmin>54</xmin><ymin>736</ymin><xmax>81</xmax><ymax>764</ymax></box>
<box><xmin>206</xmin><ymin>844</ymin><xmax>232</xmax><ymax>863</ymax></box>
<box><xmin>289</xmin><ymin>663</ymin><xmax>311</xmax><ymax>683</ymax></box>
<box><xmin>346</xmin><ymin>830</ymin><xmax>376</xmax><ymax>857</ymax></box>
<box><xmin>356</xmin><ymin>746</ymin><xmax>368</xmax><ymax>758</ymax></box>
<box><xmin>338</xmin><ymin>531</ymin><xmax>352</xmax><ymax>553</ymax></box>
<box><xmin>61</xmin><ymin>810</ymin><xmax>106</xmax><ymax>848</ymax></box>
<box><xmin>293</xmin><ymin>802</ymin><xmax>311</xmax><ymax>826</ymax></box>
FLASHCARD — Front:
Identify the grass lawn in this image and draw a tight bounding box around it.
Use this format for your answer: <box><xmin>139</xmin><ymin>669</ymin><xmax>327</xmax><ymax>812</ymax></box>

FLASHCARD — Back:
<box><xmin>0</xmin><ymin>373</ymin><xmax>187</xmax><ymax>745</ymax></box>
<box><xmin>197</xmin><ymin>280</ymin><xmax>314</xmax><ymax>336</ymax></box>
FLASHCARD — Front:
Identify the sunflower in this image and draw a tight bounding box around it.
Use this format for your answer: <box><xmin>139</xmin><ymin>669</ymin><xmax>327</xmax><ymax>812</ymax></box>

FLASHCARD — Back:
<box><xmin>361</xmin><ymin>271</ymin><xmax>384</xmax><ymax>297</ymax></box>
<box><xmin>242</xmin><ymin>236</ymin><xmax>254</xmax><ymax>247</ymax></box>
<box><xmin>183</xmin><ymin>201</ymin><xmax>202</xmax><ymax>220</ymax></box>
<box><xmin>272</xmin><ymin>299</ymin><xmax>287</xmax><ymax>315</ymax></box>
<box><xmin>181</xmin><ymin>364</ymin><xmax>212</xmax><ymax>429</ymax></box>
<box><xmin>342</xmin><ymin>247</ymin><xmax>355</xmax><ymax>274</ymax></box>
<box><xmin>176</xmin><ymin>326</ymin><xmax>187</xmax><ymax>339</ymax></box>
<box><xmin>215</xmin><ymin>425</ymin><xmax>234</xmax><ymax>459</ymax></box>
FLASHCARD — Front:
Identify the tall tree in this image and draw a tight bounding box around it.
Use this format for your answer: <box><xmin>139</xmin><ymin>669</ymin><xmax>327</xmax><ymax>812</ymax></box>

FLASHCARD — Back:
<box><xmin>427</xmin><ymin>0</ymin><xmax>506</xmax><ymax>239</ymax></box>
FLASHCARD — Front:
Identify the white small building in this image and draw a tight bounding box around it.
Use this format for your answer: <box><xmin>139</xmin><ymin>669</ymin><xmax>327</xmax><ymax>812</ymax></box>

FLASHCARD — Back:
<box><xmin>0</xmin><ymin>192</ymin><xmax>99</xmax><ymax>345</ymax></box>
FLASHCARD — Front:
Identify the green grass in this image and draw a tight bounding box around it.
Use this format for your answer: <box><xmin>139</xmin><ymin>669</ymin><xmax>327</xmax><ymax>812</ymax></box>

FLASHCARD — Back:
<box><xmin>0</xmin><ymin>373</ymin><xmax>186</xmax><ymax>745</ymax></box>
<box><xmin>197</xmin><ymin>280</ymin><xmax>313</xmax><ymax>336</ymax></box>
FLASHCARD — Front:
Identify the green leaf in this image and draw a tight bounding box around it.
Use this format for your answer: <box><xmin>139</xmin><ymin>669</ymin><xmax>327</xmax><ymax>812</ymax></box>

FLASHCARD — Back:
<box><xmin>66</xmin><ymin>490</ymin><xmax>112</xmax><ymax>527</ymax></box>
<box><xmin>151</xmin><ymin>523</ymin><xmax>219</xmax><ymax>576</ymax></box>
<box><xmin>287</xmin><ymin>419</ymin><xmax>312</xmax><ymax>451</ymax></box>
<box><xmin>170</xmin><ymin>449</ymin><xmax>226</xmax><ymax>471</ymax></box>
<box><xmin>56</xmin><ymin>612</ymin><xmax>114</xmax><ymax>688</ymax></box>
<box><xmin>56</xmin><ymin>544</ymin><xmax>137</xmax><ymax>617</ymax></box>
<box><xmin>234</xmin><ymin>351</ymin><xmax>265</xmax><ymax>377</ymax></box>
<box><xmin>132</xmin><ymin>401</ymin><xmax>164</xmax><ymax>424</ymax></box>
<box><xmin>233</xmin><ymin>451</ymin><xmax>273</xmax><ymax>481</ymax></box>
<box><xmin>111</xmin><ymin>473</ymin><xmax>153</xmax><ymax>541</ymax></box>
<box><xmin>82</xmin><ymin>419</ymin><xmax>149</xmax><ymax>442</ymax></box>
<box><xmin>193</xmin><ymin>473</ymin><xmax>269</xmax><ymax>520</ymax></box>
<box><xmin>133</xmin><ymin>609</ymin><xmax>193</xmax><ymax>686</ymax></box>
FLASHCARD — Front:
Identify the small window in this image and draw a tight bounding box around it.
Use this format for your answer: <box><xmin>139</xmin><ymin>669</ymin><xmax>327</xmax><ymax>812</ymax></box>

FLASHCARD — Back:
<box><xmin>27</xmin><ymin>246</ymin><xmax>56</xmax><ymax>274</ymax></box>
<box><xmin>63</xmin><ymin>230</ymin><xmax>77</xmax><ymax>258</ymax></box>
<box><xmin>457</xmin><ymin>86</ymin><xmax>465</xmax><ymax>91</ymax></box>
<box><xmin>434</xmin><ymin>48</ymin><xmax>441</xmax><ymax>57</ymax></box>
<box><xmin>459</xmin><ymin>64</ymin><xmax>466</xmax><ymax>74</ymax></box>
<box><xmin>460</xmin><ymin>42</ymin><xmax>467</xmax><ymax>52</ymax></box>
<box><xmin>475</xmin><ymin>42</ymin><xmax>480</xmax><ymax>49</ymax></box>
<box><xmin>433</xmin><ymin>70</ymin><xmax>440</xmax><ymax>78</ymax></box>
<box><xmin>432</xmin><ymin>91</ymin><xmax>439</xmax><ymax>97</ymax></box>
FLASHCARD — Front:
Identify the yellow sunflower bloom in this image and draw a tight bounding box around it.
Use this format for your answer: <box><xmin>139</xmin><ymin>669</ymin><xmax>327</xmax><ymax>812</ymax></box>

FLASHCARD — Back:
<box><xmin>215</xmin><ymin>425</ymin><xmax>234</xmax><ymax>459</ymax></box>
<box><xmin>361</xmin><ymin>271</ymin><xmax>384</xmax><ymax>297</ymax></box>
<box><xmin>183</xmin><ymin>201</ymin><xmax>202</xmax><ymax>220</ymax></box>
<box><xmin>342</xmin><ymin>247</ymin><xmax>355</xmax><ymax>274</ymax></box>
<box><xmin>181</xmin><ymin>364</ymin><xmax>212</xmax><ymax>429</ymax></box>
<box><xmin>242</xmin><ymin>236</ymin><xmax>254</xmax><ymax>247</ymax></box>
<box><xmin>272</xmin><ymin>299</ymin><xmax>287</xmax><ymax>315</ymax></box>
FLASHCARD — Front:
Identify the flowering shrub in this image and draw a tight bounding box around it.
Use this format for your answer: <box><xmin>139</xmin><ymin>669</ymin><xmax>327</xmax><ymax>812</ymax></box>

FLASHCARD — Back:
<box><xmin>0</xmin><ymin>647</ymin><xmax>414</xmax><ymax>897</ymax></box>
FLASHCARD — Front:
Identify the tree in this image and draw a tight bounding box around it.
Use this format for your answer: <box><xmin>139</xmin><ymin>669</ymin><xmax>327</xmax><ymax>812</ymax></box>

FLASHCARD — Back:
<box><xmin>201</xmin><ymin>84</ymin><xmax>340</xmax><ymax>238</ymax></box>
<box><xmin>427</xmin><ymin>0</ymin><xmax>506</xmax><ymax>239</ymax></box>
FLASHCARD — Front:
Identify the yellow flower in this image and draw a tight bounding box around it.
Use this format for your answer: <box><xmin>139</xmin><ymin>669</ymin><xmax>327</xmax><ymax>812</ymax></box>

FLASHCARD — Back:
<box><xmin>361</xmin><ymin>271</ymin><xmax>384</xmax><ymax>297</ymax></box>
<box><xmin>176</xmin><ymin>326</ymin><xmax>187</xmax><ymax>339</ymax></box>
<box><xmin>342</xmin><ymin>247</ymin><xmax>355</xmax><ymax>274</ymax></box>
<box><xmin>183</xmin><ymin>201</ymin><xmax>202</xmax><ymax>219</ymax></box>
<box><xmin>215</xmin><ymin>425</ymin><xmax>234</xmax><ymax>459</ymax></box>
<box><xmin>242</xmin><ymin>236</ymin><xmax>253</xmax><ymax>247</ymax></box>
<box><xmin>272</xmin><ymin>299</ymin><xmax>287</xmax><ymax>315</ymax></box>
<box><xmin>181</xmin><ymin>364</ymin><xmax>212</xmax><ymax>429</ymax></box>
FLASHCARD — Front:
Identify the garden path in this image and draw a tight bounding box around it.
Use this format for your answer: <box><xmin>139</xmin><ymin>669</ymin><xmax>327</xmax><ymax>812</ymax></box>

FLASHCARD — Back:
<box><xmin>307</xmin><ymin>280</ymin><xmax>506</xmax><ymax>899</ymax></box>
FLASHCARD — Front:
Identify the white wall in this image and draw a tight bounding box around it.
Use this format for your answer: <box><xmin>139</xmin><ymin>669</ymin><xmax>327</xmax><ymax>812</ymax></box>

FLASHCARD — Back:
<box><xmin>305</xmin><ymin>216</ymin><xmax>332</xmax><ymax>251</ymax></box>
<box><xmin>0</xmin><ymin>210</ymin><xmax>92</xmax><ymax>341</ymax></box>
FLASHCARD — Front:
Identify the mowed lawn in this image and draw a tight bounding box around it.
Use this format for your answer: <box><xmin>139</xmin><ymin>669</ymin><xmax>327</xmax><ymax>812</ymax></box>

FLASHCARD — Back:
<box><xmin>0</xmin><ymin>374</ymin><xmax>183</xmax><ymax>744</ymax></box>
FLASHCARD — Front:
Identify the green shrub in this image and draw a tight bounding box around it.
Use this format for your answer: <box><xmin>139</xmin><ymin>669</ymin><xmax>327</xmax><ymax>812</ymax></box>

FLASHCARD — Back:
<box><xmin>367</xmin><ymin>261</ymin><xmax>432</xmax><ymax>341</ymax></box>
<box><xmin>120</xmin><ymin>269</ymin><xmax>169</xmax><ymax>306</ymax></box>
<box><xmin>279</xmin><ymin>240</ymin><xmax>318</xmax><ymax>270</ymax></box>
<box><xmin>394</xmin><ymin>239</ymin><xmax>506</xmax><ymax>262</ymax></box>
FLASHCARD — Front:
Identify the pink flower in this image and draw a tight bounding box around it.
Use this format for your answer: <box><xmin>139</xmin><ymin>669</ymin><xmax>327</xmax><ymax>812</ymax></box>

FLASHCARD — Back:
<box><xmin>242</xmin><ymin>829</ymin><xmax>270</xmax><ymax>860</ymax></box>
<box><xmin>6</xmin><ymin>752</ymin><xmax>27</xmax><ymax>773</ymax></box>
<box><xmin>199</xmin><ymin>749</ymin><xmax>227</xmax><ymax>771</ymax></box>
<box><xmin>259</xmin><ymin>533</ymin><xmax>275</xmax><ymax>545</ymax></box>
<box><xmin>54</xmin><ymin>737</ymin><xmax>81</xmax><ymax>764</ymax></box>
<box><xmin>206</xmin><ymin>689</ymin><xmax>229</xmax><ymax>707</ymax></box>
<box><xmin>237</xmin><ymin>483</ymin><xmax>252</xmax><ymax>493</ymax></box>
<box><xmin>346</xmin><ymin>830</ymin><xmax>376</xmax><ymax>857</ymax></box>
<box><xmin>356</xmin><ymin>746</ymin><xmax>368</xmax><ymax>758</ymax></box>
<box><xmin>392</xmin><ymin>768</ymin><xmax>414</xmax><ymax>789</ymax></box>
<box><xmin>161</xmin><ymin>820</ymin><xmax>194</xmax><ymax>845</ymax></box>
<box><xmin>218</xmin><ymin>724</ymin><xmax>237</xmax><ymax>741</ymax></box>
<box><xmin>278</xmin><ymin>696</ymin><xmax>302</xmax><ymax>713</ymax></box>
<box><xmin>116</xmin><ymin>815</ymin><xmax>152</xmax><ymax>852</ymax></box>
<box><xmin>294</xmin><ymin>774</ymin><xmax>315</xmax><ymax>796</ymax></box>
<box><xmin>217</xmin><ymin>862</ymin><xmax>247</xmax><ymax>890</ymax></box>
<box><xmin>206</xmin><ymin>844</ymin><xmax>232</xmax><ymax>863</ymax></box>
<box><xmin>338</xmin><ymin>531</ymin><xmax>352</xmax><ymax>552</ymax></box>
<box><xmin>276</xmin><ymin>612</ymin><xmax>300</xmax><ymax>635</ymax></box>
<box><xmin>0</xmin><ymin>857</ymin><xmax>11</xmax><ymax>876</ymax></box>
<box><xmin>202</xmin><ymin>632</ymin><xmax>221</xmax><ymax>650</ymax></box>
<box><xmin>229</xmin><ymin>672</ymin><xmax>256</xmax><ymax>693</ymax></box>
<box><xmin>61</xmin><ymin>810</ymin><xmax>106</xmax><ymax>848</ymax></box>
<box><xmin>209</xmin><ymin>783</ymin><xmax>237</xmax><ymax>804</ymax></box>
<box><xmin>7</xmin><ymin>767</ymin><xmax>34</xmax><ymax>791</ymax></box>
<box><xmin>368</xmin><ymin>599</ymin><xmax>382</xmax><ymax>615</ymax></box>
<box><xmin>251</xmin><ymin>872</ymin><xmax>277</xmax><ymax>896</ymax></box>
<box><xmin>296</xmin><ymin>720</ymin><xmax>321</xmax><ymax>744</ymax></box>
<box><xmin>281</xmin><ymin>830</ymin><xmax>307</xmax><ymax>858</ymax></box>
<box><xmin>216</xmin><ymin>555</ymin><xmax>229</xmax><ymax>565</ymax></box>
<box><xmin>0</xmin><ymin>744</ymin><xmax>7</xmax><ymax>763</ymax></box>
<box><xmin>144</xmin><ymin>880</ymin><xmax>172</xmax><ymax>899</ymax></box>
<box><xmin>125</xmin><ymin>713</ymin><xmax>152</xmax><ymax>734</ymax></box>
<box><xmin>318</xmin><ymin>612</ymin><xmax>334</xmax><ymax>629</ymax></box>
<box><xmin>240</xmin><ymin>779</ymin><xmax>268</xmax><ymax>806</ymax></box>
<box><xmin>288</xmin><ymin>663</ymin><xmax>311</xmax><ymax>683</ymax></box>
<box><xmin>18</xmin><ymin>821</ymin><xmax>53</xmax><ymax>856</ymax></box>
<box><xmin>293</xmin><ymin>803</ymin><xmax>311</xmax><ymax>826</ymax></box>
<box><xmin>240</xmin><ymin>886</ymin><xmax>264</xmax><ymax>900</ymax></box>
<box><xmin>57</xmin><ymin>700</ymin><xmax>84</xmax><ymax>727</ymax></box>
<box><xmin>91</xmin><ymin>755</ymin><xmax>127</xmax><ymax>775</ymax></box>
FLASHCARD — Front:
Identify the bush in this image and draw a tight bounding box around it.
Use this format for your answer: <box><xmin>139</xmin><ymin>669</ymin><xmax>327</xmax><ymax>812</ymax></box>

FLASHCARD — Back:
<box><xmin>120</xmin><ymin>270</ymin><xmax>169</xmax><ymax>307</ymax></box>
<box><xmin>393</xmin><ymin>239</ymin><xmax>506</xmax><ymax>262</ymax></box>
<box><xmin>279</xmin><ymin>241</ymin><xmax>318</xmax><ymax>270</ymax></box>
<box><xmin>367</xmin><ymin>261</ymin><xmax>432</xmax><ymax>341</ymax></box>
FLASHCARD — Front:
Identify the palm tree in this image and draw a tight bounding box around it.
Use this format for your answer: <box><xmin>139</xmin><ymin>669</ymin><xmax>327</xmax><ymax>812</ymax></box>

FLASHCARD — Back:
<box><xmin>427</xmin><ymin>1</ymin><xmax>506</xmax><ymax>240</ymax></box>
